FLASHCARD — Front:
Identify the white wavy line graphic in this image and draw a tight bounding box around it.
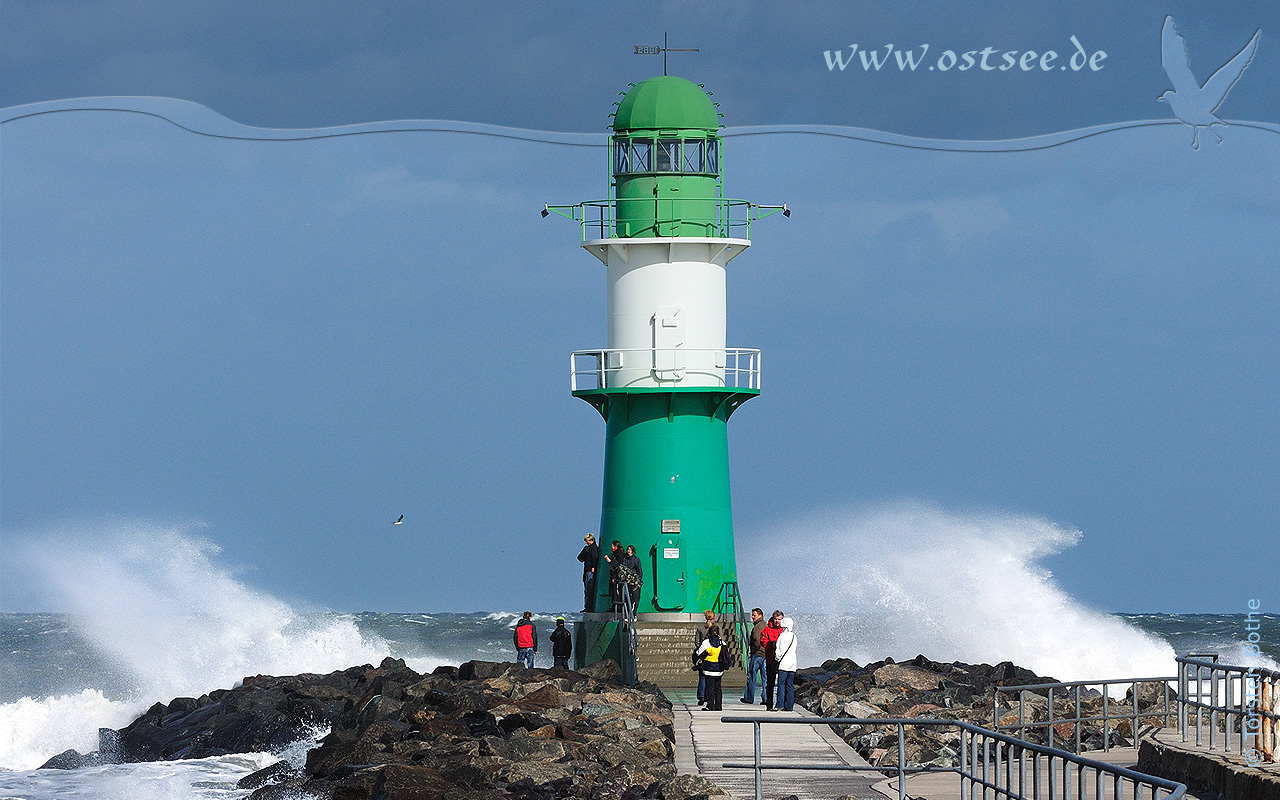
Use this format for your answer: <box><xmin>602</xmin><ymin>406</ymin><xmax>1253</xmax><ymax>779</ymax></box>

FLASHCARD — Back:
<box><xmin>3</xmin><ymin>96</ymin><xmax>1277</xmax><ymax>152</ymax></box>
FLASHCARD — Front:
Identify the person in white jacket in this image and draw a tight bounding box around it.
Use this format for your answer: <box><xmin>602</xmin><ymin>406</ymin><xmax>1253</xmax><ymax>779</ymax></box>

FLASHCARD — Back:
<box><xmin>773</xmin><ymin>617</ymin><xmax>798</xmax><ymax>711</ymax></box>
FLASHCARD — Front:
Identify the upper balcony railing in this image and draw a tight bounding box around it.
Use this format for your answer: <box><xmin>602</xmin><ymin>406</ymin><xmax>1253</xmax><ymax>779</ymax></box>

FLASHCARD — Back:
<box><xmin>543</xmin><ymin>198</ymin><xmax>788</xmax><ymax>241</ymax></box>
<box><xmin>571</xmin><ymin>348</ymin><xmax>760</xmax><ymax>392</ymax></box>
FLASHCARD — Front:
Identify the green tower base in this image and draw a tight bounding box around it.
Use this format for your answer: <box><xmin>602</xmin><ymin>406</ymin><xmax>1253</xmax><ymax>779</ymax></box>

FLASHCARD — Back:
<box><xmin>575</xmin><ymin>387</ymin><xmax>757</xmax><ymax>616</ymax></box>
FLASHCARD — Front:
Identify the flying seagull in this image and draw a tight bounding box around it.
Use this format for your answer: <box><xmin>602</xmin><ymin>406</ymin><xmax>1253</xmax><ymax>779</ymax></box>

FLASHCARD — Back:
<box><xmin>1159</xmin><ymin>15</ymin><xmax>1260</xmax><ymax>150</ymax></box>
<box><xmin>393</xmin><ymin>515</ymin><xmax>404</xmax><ymax>525</ymax></box>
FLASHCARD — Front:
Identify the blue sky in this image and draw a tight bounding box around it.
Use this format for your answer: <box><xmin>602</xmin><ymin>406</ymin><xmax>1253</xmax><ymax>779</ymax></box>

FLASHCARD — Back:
<box><xmin>1</xmin><ymin>1</ymin><xmax>1277</xmax><ymax>615</ymax></box>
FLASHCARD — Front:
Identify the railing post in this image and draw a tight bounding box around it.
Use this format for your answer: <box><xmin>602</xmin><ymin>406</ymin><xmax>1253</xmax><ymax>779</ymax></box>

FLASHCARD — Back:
<box><xmin>1019</xmin><ymin>690</ymin><xmax>1027</xmax><ymax>742</ymax></box>
<box><xmin>983</xmin><ymin>737</ymin><xmax>990</xmax><ymax>800</ymax></box>
<box><xmin>1033</xmin><ymin>751</ymin><xmax>1041</xmax><ymax>800</ymax></box>
<box><xmin>1225</xmin><ymin>670</ymin><xmax>1234</xmax><ymax>753</ymax></box>
<box><xmin>1195</xmin><ymin>663</ymin><xmax>1203</xmax><ymax>747</ymax></box>
<box><xmin>753</xmin><ymin>720</ymin><xmax>762</xmax><ymax>800</ymax></box>
<box><xmin>897</xmin><ymin>721</ymin><xmax>907</xmax><ymax>800</ymax></box>
<box><xmin>961</xmin><ymin>728</ymin><xmax>969</xmax><ymax>800</ymax></box>
<box><xmin>1210</xmin><ymin>669</ymin><xmax>1218</xmax><ymax>750</ymax></box>
<box><xmin>1019</xmin><ymin>740</ymin><xmax>1027</xmax><ymax>800</ymax></box>
<box><xmin>1103</xmin><ymin>687</ymin><xmax>1110</xmax><ymax>751</ymax></box>
<box><xmin>1047</xmin><ymin>748</ymin><xmax>1056</xmax><ymax>800</ymax></box>
<box><xmin>1048</xmin><ymin>687</ymin><xmax>1056</xmax><ymax>750</ymax></box>
<box><xmin>1075</xmin><ymin>690</ymin><xmax>1082</xmax><ymax>754</ymax></box>
<box><xmin>1178</xmin><ymin>660</ymin><xmax>1187</xmax><ymax>743</ymax></box>
<box><xmin>1132</xmin><ymin>683</ymin><xmax>1140</xmax><ymax>745</ymax></box>
<box><xmin>995</xmin><ymin>739</ymin><xmax>1004</xmax><ymax>800</ymax></box>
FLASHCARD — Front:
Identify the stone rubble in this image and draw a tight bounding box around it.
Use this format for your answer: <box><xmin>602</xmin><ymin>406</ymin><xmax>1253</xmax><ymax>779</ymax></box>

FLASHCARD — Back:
<box><xmin>796</xmin><ymin>654</ymin><xmax>1178</xmax><ymax>769</ymax></box>
<box><xmin>41</xmin><ymin>657</ymin><xmax>731</xmax><ymax>800</ymax></box>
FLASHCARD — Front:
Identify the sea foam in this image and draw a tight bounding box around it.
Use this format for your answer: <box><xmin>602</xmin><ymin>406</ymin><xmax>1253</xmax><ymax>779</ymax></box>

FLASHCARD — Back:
<box><xmin>740</xmin><ymin>503</ymin><xmax>1178</xmax><ymax>682</ymax></box>
<box><xmin>0</xmin><ymin>521</ymin><xmax>397</xmax><ymax>770</ymax></box>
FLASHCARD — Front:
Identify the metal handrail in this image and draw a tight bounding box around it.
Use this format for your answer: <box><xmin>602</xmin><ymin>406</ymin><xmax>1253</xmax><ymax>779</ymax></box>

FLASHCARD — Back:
<box><xmin>618</xmin><ymin>583</ymin><xmax>639</xmax><ymax>687</ymax></box>
<box><xmin>570</xmin><ymin>348</ymin><xmax>761</xmax><ymax>391</ymax></box>
<box><xmin>544</xmin><ymin>198</ymin><xmax>788</xmax><ymax>241</ymax></box>
<box><xmin>994</xmin><ymin>676</ymin><xmax>1176</xmax><ymax>753</ymax></box>
<box><xmin>1177</xmin><ymin>655</ymin><xmax>1279</xmax><ymax>762</ymax></box>
<box><xmin>721</xmin><ymin>716</ymin><xmax>1187</xmax><ymax>800</ymax></box>
<box><xmin>711</xmin><ymin>581</ymin><xmax>752</xmax><ymax>673</ymax></box>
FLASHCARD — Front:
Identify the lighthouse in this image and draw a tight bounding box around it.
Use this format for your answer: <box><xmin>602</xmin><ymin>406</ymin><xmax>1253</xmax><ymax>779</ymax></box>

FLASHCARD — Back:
<box><xmin>547</xmin><ymin>75</ymin><xmax>785</xmax><ymax>684</ymax></box>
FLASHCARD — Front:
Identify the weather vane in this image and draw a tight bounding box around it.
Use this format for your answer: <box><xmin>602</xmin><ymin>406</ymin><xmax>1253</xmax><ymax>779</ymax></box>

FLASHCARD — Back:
<box><xmin>634</xmin><ymin>33</ymin><xmax>698</xmax><ymax>76</ymax></box>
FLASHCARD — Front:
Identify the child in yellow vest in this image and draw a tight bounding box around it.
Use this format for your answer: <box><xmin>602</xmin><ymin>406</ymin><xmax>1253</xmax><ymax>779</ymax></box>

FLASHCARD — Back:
<box><xmin>694</xmin><ymin>625</ymin><xmax>725</xmax><ymax>711</ymax></box>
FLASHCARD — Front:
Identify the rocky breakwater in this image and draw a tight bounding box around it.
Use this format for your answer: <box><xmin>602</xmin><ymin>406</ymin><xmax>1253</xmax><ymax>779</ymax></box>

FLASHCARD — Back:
<box><xmin>796</xmin><ymin>655</ymin><xmax>1173</xmax><ymax>771</ymax></box>
<box><xmin>42</xmin><ymin>657</ymin><xmax>729</xmax><ymax>800</ymax></box>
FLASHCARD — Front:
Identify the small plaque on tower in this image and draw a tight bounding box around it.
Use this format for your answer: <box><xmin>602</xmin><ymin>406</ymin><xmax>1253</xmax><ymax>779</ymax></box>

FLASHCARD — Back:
<box><xmin>661</xmin><ymin>519</ymin><xmax>681</xmax><ymax>533</ymax></box>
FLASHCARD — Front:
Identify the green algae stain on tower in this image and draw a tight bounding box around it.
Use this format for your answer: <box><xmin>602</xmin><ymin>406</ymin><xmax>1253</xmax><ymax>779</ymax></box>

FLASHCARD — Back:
<box><xmin>547</xmin><ymin>75</ymin><xmax>785</xmax><ymax>678</ymax></box>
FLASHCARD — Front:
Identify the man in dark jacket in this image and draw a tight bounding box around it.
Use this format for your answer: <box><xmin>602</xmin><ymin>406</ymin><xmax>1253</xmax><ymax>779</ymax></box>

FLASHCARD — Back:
<box><xmin>514</xmin><ymin>611</ymin><xmax>537</xmax><ymax>668</ymax></box>
<box><xmin>549</xmin><ymin>616</ymin><xmax>573</xmax><ymax>669</ymax></box>
<box><xmin>740</xmin><ymin>607</ymin><xmax>767</xmax><ymax>705</ymax></box>
<box><xmin>603</xmin><ymin>540</ymin><xmax>624</xmax><ymax>612</ymax></box>
<box><xmin>576</xmin><ymin>534</ymin><xmax>600</xmax><ymax>612</ymax></box>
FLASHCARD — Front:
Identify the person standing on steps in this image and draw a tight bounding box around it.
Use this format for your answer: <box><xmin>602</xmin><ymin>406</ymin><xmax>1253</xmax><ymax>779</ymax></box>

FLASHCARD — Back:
<box><xmin>761</xmin><ymin>609</ymin><xmax>784</xmax><ymax>710</ymax></box>
<box><xmin>740</xmin><ymin>608</ymin><xmax>767</xmax><ymax>705</ymax></box>
<box><xmin>513</xmin><ymin>611</ymin><xmax>537</xmax><ymax>668</ymax></box>
<box><xmin>620</xmin><ymin>544</ymin><xmax>643</xmax><ymax>610</ymax></box>
<box><xmin>773</xmin><ymin>616</ymin><xmax>798</xmax><ymax>712</ymax></box>
<box><xmin>693</xmin><ymin>609</ymin><xmax>716</xmax><ymax>706</ymax></box>
<box><xmin>603</xmin><ymin>540</ymin><xmax>624</xmax><ymax>612</ymax></box>
<box><xmin>694</xmin><ymin>624</ymin><xmax>725</xmax><ymax>711</ymax></box>
<box><xmin>576</xmin><ymin>534</ymin><xmax>600</xmax><ymax>611</ymax></box>
<box><xmin>549</xmin><ymin>616</ymin><xmax>573</xmax><ymax>669</ymax></box>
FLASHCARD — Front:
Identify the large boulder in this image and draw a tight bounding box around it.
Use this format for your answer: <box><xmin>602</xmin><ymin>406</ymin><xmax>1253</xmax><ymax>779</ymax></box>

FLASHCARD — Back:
<box><xmin>873</xmin><ymin>663</ymin><xmax>943</xmax><ymax>692</ymax></box>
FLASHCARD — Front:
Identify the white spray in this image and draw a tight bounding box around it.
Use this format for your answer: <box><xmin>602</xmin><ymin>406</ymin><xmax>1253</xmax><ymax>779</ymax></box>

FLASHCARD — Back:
<box><xmin>0</xmin><ymin>520</ymin><xmax>395</xmax><ymax>770</ymax></box>
<box><xmin>739</xmin><ymin>503</ymin><xmax>1177</xmax><ymax>681</ymax></box>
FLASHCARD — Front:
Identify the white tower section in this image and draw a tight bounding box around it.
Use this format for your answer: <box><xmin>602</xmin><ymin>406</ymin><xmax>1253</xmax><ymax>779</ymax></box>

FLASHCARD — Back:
<box><xmin>583</xmin><ymin>236</ymin><xmax>751</xmax><ymax>388</ymax></box>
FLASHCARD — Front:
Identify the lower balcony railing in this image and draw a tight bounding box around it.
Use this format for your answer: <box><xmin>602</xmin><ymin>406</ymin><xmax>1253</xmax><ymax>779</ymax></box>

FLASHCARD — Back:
<box><xmin>570</xmin><ymin>348</ymin><xmax>760</xmax><ymax>391</ymax></box>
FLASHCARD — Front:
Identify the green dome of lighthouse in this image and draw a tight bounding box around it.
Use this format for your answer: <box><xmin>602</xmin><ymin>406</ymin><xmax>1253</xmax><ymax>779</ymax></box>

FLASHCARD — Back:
<box><xmin>613</xmin><ymin>76</ymin><xmax>719</xmax><ymax>132</ymax></box>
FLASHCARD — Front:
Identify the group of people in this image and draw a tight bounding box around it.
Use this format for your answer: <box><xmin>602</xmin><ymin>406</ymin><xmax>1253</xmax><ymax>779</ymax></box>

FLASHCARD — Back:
<box><xmin>576</xmin><ymin>533</ymin><xmax>643</xmax><ymax>612</ymax></box>
<box><xmin>694</xmin><ymin>608</ymin><xmax>798</xmax><ymax>712</ymax></box>
<box><xmin>512</xmin><ymin>611</ymin><xmax>574</xmax><ymax>669</ymax></box>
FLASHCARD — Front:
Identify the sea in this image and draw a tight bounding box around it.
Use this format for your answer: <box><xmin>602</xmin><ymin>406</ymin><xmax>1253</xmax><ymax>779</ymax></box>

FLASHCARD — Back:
<box><xmin>1</xmin><ymin>609</ymin><xmax>1276</xmax><ymax>800</ymax></box>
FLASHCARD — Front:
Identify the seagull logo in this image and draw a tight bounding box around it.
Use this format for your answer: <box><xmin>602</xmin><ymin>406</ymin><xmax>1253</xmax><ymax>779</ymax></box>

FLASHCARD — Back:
<box><xmin>1159</xmin><ymin>15</ymin><xmax>1261</xmax><ymax>149</ymax></box>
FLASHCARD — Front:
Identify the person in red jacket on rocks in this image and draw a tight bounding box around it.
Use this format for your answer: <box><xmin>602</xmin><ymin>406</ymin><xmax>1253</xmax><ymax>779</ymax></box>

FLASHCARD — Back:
<box><xmin>514</xmin><ymin>611</ymin><xmax>537</xmax><ymax>668</ymax></box>
<box><xmin>760</xmin><ymin>609</ymin><xmax>785</xmax><ymax>710</ymax></box>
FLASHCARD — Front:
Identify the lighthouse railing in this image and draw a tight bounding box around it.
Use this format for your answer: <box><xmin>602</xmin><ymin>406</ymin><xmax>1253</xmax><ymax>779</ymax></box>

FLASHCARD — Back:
<box><xmin>1176</xmin><ymin>655</ymin><xmax>1279</xmax><ymax>762</ymax></box>
<box><xmin>543</xmin><ymin>199</ymin><xmax>787</xmax><ymax>241</ymax></box>
<box><xmin>571</xmin><ymin>348</ymin><xmax>760</xmax><ymax>392</ymax></box>
<box><xmin>721</xmin><ymin>716</ymin><xmax>1187</xmax><ymax>800</ymax></box>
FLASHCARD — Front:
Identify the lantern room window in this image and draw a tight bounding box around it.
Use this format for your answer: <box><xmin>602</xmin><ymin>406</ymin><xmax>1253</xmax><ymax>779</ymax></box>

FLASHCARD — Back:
<box><xmin>627</xmin><ymin>140</ymin><xmax>652</xmax><ymax>172</ymax></box>
<box><xmin>612</xmin><ymin>137</ymin><xmax>719</xmax><ymax>175</ymax></box>
<box><xmin>656</xmin><ymin>139</ymin><xmax>680</xmax><ymax>172</ymax></box>
<box><xmin>681</xmin><ymin>139</ymin><xmax>704</xmax><ymax>172</ymax></box>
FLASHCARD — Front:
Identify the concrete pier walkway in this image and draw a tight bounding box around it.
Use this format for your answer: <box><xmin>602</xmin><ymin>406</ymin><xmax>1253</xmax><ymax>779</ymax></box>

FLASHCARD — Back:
<box><xmin>667</xmin><ymin>700</ymin><xmax>1225</xmax><ymax>800</ymax></box>
<box><xmin>668</xmin><ymin>690</ymin><xmax>882</xmax><ymax>800</ymax></box>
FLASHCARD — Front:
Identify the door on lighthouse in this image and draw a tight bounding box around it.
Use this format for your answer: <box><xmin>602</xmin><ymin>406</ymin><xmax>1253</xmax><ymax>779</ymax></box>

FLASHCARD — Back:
<box><xmin>653</xmin><ymin>535</ymin><xmax>687</xmax><ymax>610</ymax></box>
<box><xmin>652</xmin><ymin>306</ymin><xmax>685</xmax><ymax>382</ymax></box>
